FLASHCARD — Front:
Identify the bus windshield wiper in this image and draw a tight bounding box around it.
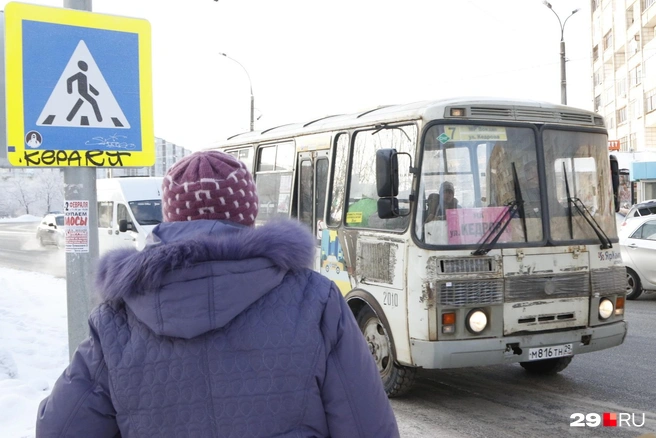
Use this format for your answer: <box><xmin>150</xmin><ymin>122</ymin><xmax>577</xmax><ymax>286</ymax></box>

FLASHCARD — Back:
<box><xmin>472</xmin><ymin>163</ymin><xmax>525</xmax><ymax>255</ymax></box>
<box><xmin>562</xmin><ymin>163</ymin><xmax>612</xmax><ymax>249</ymax></box>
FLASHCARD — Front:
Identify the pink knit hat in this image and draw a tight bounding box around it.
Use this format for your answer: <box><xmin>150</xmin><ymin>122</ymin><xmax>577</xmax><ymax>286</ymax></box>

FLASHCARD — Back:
<box><xmin>161</xmin><ymin>151</ymin><xmax>258</xmax><ymax>225</ymax></box>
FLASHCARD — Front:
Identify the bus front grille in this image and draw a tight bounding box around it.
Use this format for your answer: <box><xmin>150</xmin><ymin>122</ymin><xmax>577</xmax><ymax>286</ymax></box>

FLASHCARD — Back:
<box><xmin>591</xmin><ymin>266</ymin><xmax>626</xmax><ymax>296</ymax></box>
<box><xmin>438</xmin><ymin>280</ymin><xmax>504</xmax><ymax>307</ymax></box>
<box><xmin>435</xmin><ymin>257</ymin><xmax>496</xmax><ymax>274</ymax></box>
<box><xmin>505</xmin><ymin>272</ymin><xmax>589</xmax><ymax>301</ymax></box>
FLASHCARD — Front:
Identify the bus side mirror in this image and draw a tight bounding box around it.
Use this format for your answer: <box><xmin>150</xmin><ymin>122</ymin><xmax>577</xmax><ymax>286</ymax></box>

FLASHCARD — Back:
<box><xmin>377</xmin><ymin>198</ymin><xmax>399</xmax><ymax>219</ymax></box>
<box><xmin>610</xmin><ymin>155</ymin><xmax>620</xmax><ymax>213</ymax></box>
<box><xmin>376</xmin><ymin>148</ymin><xmax>399</xmax><ymax>197</ymax></box>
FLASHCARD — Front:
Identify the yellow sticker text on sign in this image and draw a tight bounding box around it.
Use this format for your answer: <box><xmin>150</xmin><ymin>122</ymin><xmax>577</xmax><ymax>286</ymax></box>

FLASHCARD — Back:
<box><xmin>4</xmin><ymin>2</ymin><xmax>153</xmax><ymax>167</ymax></box>
<box><xmin>346</xmin><ymin>212</ymin><xmax>363</xmax><ymax>224</ymax></box>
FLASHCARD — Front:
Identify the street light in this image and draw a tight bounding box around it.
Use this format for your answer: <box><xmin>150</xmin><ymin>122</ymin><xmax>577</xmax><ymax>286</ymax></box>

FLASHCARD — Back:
<box><xmin>543</xmin><ymin>1</ymin><xmax>580</xmax><ymax>105</ymax></box>
<box><xmin>219</xmin><ymin>52</ymin><xmax>255</xmax><ymax>131</ymax></box>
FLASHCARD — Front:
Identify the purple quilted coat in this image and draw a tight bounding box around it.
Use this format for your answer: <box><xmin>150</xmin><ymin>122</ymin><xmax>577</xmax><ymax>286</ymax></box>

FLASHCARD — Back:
<box><xmin>36</xmin><ymin>219</ymin><xmax>399</xmax><ymax>438</ymax></box>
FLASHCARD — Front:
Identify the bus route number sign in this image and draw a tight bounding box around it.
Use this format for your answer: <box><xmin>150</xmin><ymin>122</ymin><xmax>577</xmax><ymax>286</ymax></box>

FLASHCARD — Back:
<box><xmin>443</xmin><ymin>126</ymin><xmax>508</xmax><ymax>142</ymax></box>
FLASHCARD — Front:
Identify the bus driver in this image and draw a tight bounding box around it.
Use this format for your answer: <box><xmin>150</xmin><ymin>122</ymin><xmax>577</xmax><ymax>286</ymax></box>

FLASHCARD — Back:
<box><xmin>426</xmin><ymin>181</ymin><xmax>460</xmax><ymax>222</ymax></box>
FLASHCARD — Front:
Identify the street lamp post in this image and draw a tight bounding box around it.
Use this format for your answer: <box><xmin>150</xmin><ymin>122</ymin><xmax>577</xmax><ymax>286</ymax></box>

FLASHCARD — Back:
<box><xmin>219</xmin><ymin>53</ymin><xmax>255</xmax><ymax>131</ymax></box>
<box><xmin>543</xmin><ymin>1</ymin><xmax>580</xmax><ymax>105</ymax></box>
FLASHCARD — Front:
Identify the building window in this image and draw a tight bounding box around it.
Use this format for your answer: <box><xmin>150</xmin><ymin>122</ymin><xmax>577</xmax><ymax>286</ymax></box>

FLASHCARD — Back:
<box><xmin>645</xmin><ymin>0</ymin><xmax>655</xmax><ymax>11</ymax></box>
<box><xmin>645</xmin><ymin>53</ymin><xmax>656</xmax><ymax>78</ymax></box>
<box><xmin>617</xmin><ymin>77</ymin><xmax>627</xmax><ymax>96</ymax></box>
<box><xmin>619</xmin><ymin>136</ymin><xmax>628</xmax><ymax>152</ymax></box>
<box><xmin>603</xmin><ymin>30</ymin><xmax>613</xmax><ymax>50</ymax></box>
<box><xmin>617</xmin><ymin>107</ymin><xmax>627</xmax><ymax>125</ymax></box>
<box><xmin>626</xmin><ymin>8</ymin><xmax>634</xmax><ymax>27</ymax></box>
<box><xmin>628</xmin><ymin>34</ymin><xmax>640</xmax><ymax>55</ymax></box>
<box><xmin>595</xmin><ymin>95</ymin><xmax>602</xmax><ymax>111</ymax></box>
<box><xmin>647</xmin><ymin>89</ymin><xmax>656</xmax><ymax>113</ymax></box>
<box><xmin>630</xmin><ymin>134</ymin><xmax>637</xmax><ymax>151</ymax></box>
<box><xmin>593</xmin><ymin>45</ymin><xmax>599</xmax><ymax>62</ymax></box>
<box><xmin>592</xmin><ymin>0</ymin><xmax>600</xmax><ymax>12</ymax></box>
<box><xmin>594</xmin><ymin>70</ymin><xmax>602</xmax><ymax>86</ymax></box>
<box><xmin>630</xmin><ymin>65</ymin><xmax>642</xmax><ymax>87</ymax></box>
<box><xmin>631</xmin><ymin>99</ymin><xmax>643</xmax><ymax>118</ymax></box>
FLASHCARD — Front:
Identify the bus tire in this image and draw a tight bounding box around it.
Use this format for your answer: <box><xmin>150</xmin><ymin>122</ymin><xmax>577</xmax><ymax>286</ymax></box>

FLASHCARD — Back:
<box><xmin>519</xmin><ymin>356</ymin><xmax>573</xmax><ymax>375</ymax></box>
<box><xmin>625</xmin><ymin>268</ymin><xmax>643</xmax><ymax>300</ymax></box>
<box><xmin>356</xmin><ymin>306</ymin><xmax>416</xmax><ymax>397</ymax></box>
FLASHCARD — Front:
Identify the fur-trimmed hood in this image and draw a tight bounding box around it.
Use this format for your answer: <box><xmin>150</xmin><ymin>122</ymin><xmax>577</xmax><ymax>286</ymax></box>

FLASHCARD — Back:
<box><xmin>94</xmin><ymin>219</ymin><xmax>315</xmax><ymax>339</ymax></box>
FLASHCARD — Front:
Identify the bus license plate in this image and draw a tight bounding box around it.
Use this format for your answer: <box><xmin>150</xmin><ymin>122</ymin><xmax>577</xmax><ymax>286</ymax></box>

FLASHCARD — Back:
<box><xmin>527</xmin><ymin>344</ymin><xmax>573</xmax><ymax>361</ymax></box>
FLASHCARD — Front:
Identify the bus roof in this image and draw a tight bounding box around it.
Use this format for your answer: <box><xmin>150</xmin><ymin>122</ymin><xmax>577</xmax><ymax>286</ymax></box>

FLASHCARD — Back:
<box><xmin>208</xmin><ymin>97</ymin><xmax>605</xmax><ymax>148</ymax></box>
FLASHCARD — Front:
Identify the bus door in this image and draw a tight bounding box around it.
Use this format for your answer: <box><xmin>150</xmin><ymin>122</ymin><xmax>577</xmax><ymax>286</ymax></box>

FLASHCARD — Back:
<box><xmin>297</xmin><ymin>151</ymin><xmax>330</xmax><ymax>271</ymax></box>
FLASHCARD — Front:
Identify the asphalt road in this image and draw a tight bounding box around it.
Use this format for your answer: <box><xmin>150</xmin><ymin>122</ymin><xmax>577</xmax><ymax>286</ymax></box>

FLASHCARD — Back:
<box><xmin>1</xmin><ymin>219</ymin><xmax>655</xmax><ymax>437</ymax></box>
<box><xmin>0</xmin><ymin>221</ymin><xmax>66</xmax><ymax>278</ymax></box>
<box><xmin>391</xmin><ymin>295</ymin><xmax>656</xmax><ymax>437</ymax></box>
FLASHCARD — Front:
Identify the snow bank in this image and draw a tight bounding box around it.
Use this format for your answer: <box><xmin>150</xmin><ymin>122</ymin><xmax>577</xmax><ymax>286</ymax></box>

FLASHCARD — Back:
<box><xmin>0</xmin><ymin>268</ymin><xmax>68</xmax><ymax>438</ymax></box>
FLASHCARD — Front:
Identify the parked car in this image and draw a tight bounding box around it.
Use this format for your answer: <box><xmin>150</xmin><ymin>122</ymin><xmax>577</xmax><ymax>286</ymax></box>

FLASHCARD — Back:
<box><xmin>619</xmin><ymin>199</ymin><xmax>656</xmax><ymax>230</ymax></box>
<box><xmin>619</xmin><ymin>214</ymin><xmax>656</xmax><ymax>300</ymax></box>
<box><xmin>36</xmin><ymin>213</ymin><xmax>65</xmax><ymax>248</ymax></box>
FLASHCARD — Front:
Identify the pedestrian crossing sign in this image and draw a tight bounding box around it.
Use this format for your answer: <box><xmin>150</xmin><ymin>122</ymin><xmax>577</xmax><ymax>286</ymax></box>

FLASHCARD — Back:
<box><xmin>4</xmin><ymin>2</ymin><xmax>154</xmax><ymax>167</ymax></box>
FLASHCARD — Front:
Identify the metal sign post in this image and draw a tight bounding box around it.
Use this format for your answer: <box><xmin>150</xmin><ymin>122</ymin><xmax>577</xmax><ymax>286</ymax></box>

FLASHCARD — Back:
<box><xmin>63</xmin><ymin>0</ymin><xmax>97</xmax><ymax>365</ymax></box>
<box><xmin>3</xmin><ymin>1</ymin><xmax>153</xmax><ymax>359</ymax></box>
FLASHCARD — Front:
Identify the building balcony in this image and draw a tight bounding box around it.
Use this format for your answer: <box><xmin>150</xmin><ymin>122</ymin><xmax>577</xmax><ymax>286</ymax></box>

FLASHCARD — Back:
<box><xmin>644</xmin><ymin>0</ymin><xmax>656</xmax><ymax>28</ymax></box>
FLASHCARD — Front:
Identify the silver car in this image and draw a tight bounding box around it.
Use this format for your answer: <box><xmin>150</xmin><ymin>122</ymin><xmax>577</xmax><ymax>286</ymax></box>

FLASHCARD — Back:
<box><xmin>619</xmin><ymin>200</ymin><xmax>656</xmax><ymax>231</ymax></box>
<box><xmin>35</xmin><ymin>213</ymin><xmax>65</xmax><ymax>248</ymax></box>
<box><xmin>619</xmin><ymin>214</ymin><xmax>656</xmax><ymax>300</ymax></box>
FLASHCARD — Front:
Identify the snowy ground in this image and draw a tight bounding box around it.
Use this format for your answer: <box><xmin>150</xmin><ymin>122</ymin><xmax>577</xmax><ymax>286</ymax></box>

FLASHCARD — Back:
<box><xmin>0</xmin><ymin>267</ymin><xmax>68</xmax><ymax>438</ymax></box>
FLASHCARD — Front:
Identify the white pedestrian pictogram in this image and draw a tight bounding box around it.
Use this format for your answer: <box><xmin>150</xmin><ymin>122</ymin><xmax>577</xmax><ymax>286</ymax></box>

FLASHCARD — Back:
<box><xmin>37</xmin><ymin>40</ymin><xmax>130</xmax><ymax>129</ymax></box>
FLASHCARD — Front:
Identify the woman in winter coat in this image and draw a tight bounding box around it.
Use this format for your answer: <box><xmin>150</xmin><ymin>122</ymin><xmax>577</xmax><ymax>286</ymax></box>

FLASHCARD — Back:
<box><xmin>36</xmin><ymin>151</ymin><xmax>399</xmax><ymax>438</ymax></box>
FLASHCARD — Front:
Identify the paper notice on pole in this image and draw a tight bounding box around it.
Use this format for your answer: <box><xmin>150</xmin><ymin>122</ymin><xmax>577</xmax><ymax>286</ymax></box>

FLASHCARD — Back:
<box><xmin>64</xmin><ymin>200</ymin><xmax>90</xmax><ymax>253</ymax></box>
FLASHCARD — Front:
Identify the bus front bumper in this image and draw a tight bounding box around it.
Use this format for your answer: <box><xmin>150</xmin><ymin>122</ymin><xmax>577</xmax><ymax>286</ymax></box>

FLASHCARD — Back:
<box><xmin>409</xmin><ymin>320</ymin><xmax>627</xmax><ymax>369</ymax></box>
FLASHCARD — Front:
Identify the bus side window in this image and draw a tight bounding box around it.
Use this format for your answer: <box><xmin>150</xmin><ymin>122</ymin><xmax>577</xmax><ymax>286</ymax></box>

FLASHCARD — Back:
<box><xmin>254</xmin><ymin>143</ymin><xmax>294</xmax><ymax>224</ymax></box>
<box><xmin>327</xmin><ymin>133</ymin><xmax>349</xmax><ymax>226</ymax></box>
<box><xmin>346</xmin><ymin>125</ymin><xmax>415</xmax><ymax>229</ymax></box>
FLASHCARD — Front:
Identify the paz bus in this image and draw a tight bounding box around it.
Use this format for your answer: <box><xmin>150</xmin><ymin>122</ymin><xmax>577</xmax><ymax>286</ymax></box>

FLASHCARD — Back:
<box><xmin>210</xmin><ymin>98</ymin><xmax>627</xmax><ymax>397</ymax></box>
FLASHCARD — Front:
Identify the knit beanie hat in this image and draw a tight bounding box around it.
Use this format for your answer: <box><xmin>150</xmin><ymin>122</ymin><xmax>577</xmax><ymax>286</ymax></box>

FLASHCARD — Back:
<box><xmin>161</xmin><ymin>151</ymin><xmax>258</xmax><ymax>225</ymax></box>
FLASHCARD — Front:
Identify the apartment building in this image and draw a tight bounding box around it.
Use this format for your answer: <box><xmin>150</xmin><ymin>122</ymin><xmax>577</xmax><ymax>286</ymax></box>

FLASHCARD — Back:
<box><xmin>592</xmin><ymin>0</ymin><xmax>656</xmax><ymax>201</ymax></box>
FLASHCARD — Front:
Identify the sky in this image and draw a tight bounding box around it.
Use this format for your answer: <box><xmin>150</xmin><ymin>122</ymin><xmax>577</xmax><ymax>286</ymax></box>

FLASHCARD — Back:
<box><xmin>1</xmin><ymin>0</ymin><xmax>592</xmax><ymax>152</ymax></box>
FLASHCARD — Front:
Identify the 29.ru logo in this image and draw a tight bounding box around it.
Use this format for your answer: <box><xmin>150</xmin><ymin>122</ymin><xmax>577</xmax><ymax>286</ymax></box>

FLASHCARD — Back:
<box><xmin>570</xmin><ymin>413</ymin><xmax>645</xmax><ymax>427</ymax></box>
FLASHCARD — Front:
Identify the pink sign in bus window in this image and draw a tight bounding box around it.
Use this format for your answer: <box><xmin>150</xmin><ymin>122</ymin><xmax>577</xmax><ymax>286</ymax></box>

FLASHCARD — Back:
<box><xmin>446</xmin><ymin>207</ymin><xmax>512</xmax><ymax>245</ymax></box>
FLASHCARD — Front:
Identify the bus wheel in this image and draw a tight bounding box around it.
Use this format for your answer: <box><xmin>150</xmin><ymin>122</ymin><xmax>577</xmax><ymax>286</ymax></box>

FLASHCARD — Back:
<box><xmin>356</xmin><ymin>306</ymin><xmax>416</xmax><ymax>397</ymax></box>
<box><xmin>519</xmin><ymin>356</ymin><xmax>573</xmax><ymax>375</ymax></box>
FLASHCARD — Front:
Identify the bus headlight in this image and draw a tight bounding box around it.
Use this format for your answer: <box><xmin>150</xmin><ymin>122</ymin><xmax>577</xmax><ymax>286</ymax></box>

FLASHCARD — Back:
<box><xmin>466</xmin><ymin>309</ymin><xmax>488</xmax><ymax>334</ymax></box>
<box><xmin>598</xmin><ymin>298</ymin><xmax>614</xmax><ymax>320</ymax></box>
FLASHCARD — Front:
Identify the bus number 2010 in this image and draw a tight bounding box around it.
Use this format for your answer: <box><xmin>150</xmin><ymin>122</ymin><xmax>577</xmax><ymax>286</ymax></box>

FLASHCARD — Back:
<box><xmin>383</xmin><ymin>292</ymin><xmax>398</xmax><ymax>307</ymax></box>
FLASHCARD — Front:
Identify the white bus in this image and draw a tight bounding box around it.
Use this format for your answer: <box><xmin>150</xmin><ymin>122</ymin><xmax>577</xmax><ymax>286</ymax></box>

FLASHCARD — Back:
<box><xmin>211</xmin><ymin>98</ymin><xmax>627</xmax><ymax>397</ymax></box>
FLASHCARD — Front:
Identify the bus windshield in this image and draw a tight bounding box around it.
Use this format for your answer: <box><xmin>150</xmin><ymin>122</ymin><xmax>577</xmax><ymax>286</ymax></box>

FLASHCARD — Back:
<box><xmin>545</xmin><ymin>129</ymin><xmax>617</xmax><ymax>242</ymax></box>
<box><xmin>416</xmin><ymin>124</ymin><xmax>542</xmax><ymax>246</ymax></box>
<box><xmin>415</xmin><ymin>124</ymin><xmax>617</xmax><ymax>246</ymax></box>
